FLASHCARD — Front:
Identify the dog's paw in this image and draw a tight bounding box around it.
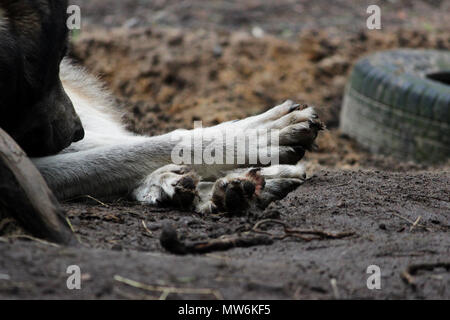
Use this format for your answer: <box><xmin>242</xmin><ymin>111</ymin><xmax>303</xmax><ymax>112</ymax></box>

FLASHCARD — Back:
<box><xmin>208</xmin><ymin>168</ymin><xmax>265</xmax><ymax>215</ymax></box>
<box><xmin>257</xmin><ymin>164</ymin><xmax>306</xmax><ymax>209</ymax></box>
<box><xmin>195</xmin><ymin>165</ymin><xmax>307</xmax><ymax>215</ymax></box>
<box><xmin>132</xmin><ymin>164</ymin><xmax>199</xmax><ymax>209</ymax></box>
<box><xmin>230</xmin><ymin>100</ymin><xmax>324</xmax><ymax>165</ymax></box>
<box><xmin>267</xmin><ymin>102</ymin><xmax>323</xmax><ymax>164</ymax></box>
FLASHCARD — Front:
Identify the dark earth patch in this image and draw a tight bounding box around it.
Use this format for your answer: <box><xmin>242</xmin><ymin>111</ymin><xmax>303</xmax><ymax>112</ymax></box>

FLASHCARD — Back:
<box><xmin>1</xmin><ymin>171</ymin><xmax>448</xmax><ymax>299</ymax></box>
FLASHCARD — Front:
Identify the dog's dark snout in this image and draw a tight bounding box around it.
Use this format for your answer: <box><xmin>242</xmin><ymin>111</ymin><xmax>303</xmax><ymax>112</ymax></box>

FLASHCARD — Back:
<box><xmin>72</xmin><ymin>123</ymin><xmax>85</xmax><ymax>142</ymax></box>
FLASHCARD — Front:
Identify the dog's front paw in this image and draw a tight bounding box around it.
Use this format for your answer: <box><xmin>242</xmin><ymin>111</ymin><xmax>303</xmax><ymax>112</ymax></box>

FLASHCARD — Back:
<box><xmin>132</xmin><ymin>164</ymin><xmax>199</xmax><ymax>209</ymax></box>
<box><xmin>209</xmin><ymin>168</ymin><xmax>265</xmax><ymax>215</ymax></box>
<box><xmin>269</xmin><ymin>102</ymin><xmax>324</xmax><ymax>164</ymax></box>
<box><xmin>195</xmin><ymin>165</ymin><xmax>307</xmax><ymax>215</ymax></box>
<box><xmin>231</xmin><ymin>100</ymin><xmax>324</xmax><ymax>165</ymax></box>
<box><xmin>257</xmin><ymin>164</ymin><xmax>306</xmax><ymax>209</ymax></box>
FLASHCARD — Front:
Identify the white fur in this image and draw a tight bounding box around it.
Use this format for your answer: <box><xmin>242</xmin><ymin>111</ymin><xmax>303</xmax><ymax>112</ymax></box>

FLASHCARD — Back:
<box><xmin>32</xmin><ymin>60</ymin><xmax>318</xmax><ymax>205</ymax></box>
<box><xmin>133</xmin><ymin>164</ymin><xmax>189</xmax><ymax>203</ymax></box>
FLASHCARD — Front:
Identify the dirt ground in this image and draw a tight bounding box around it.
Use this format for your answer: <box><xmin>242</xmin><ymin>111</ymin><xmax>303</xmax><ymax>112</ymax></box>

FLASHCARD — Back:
<box><xmin>0</xmin><ymin>0</ymin><xmax>449</xmax><ymax>299</ymax></box>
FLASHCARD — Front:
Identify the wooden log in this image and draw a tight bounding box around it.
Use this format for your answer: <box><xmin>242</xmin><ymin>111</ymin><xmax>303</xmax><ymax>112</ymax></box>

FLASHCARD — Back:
<box><xmin>0</xmin><ymin>127</ymin><xmax>76</xmax><ymax>245</ymax></box>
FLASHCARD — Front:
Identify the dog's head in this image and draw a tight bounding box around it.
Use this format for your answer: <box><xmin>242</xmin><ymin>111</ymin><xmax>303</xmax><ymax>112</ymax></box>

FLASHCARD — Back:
<box><xmin>0</xmin><ymin>0</ymin><xmax>84</xmax><ymax>156</ymax></box>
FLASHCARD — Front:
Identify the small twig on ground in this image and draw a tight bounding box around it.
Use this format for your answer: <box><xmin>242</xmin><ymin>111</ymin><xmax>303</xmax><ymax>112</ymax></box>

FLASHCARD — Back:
<box><xmin>114</xmin><ymin>275</ymin><xmax>223</xmax><ymax>300</ymax></box>
<box><xmin>0</xmin><ymin>234</ymin><xmax>60</xmax><ymax>247</ymax></box>
<box><xmin>205</xmin><ymin>253</ymin><xmax>232</xmax><ymax>262</ymax></box>
<box><xmin>141</xmin><ymin>220</ymin><xmax>153</xmax><ymax>237</ymax></box>
<box><xmin>409</xmin><ymin>216</ymin><xmax>422</xmax><ymax>232</ymax></box>
<box><xmin>330</xmin><ymin>278</ymin><xmax>340</xmax><ymax>299</ymax></box>
<box><xmin>160</xmin><ymin>224</ymin><xmax>273</xmax><ymax>255</ymax></box>
<box><xmin>252</xmin><ymin>219</ymin><xmax>355</xmax><ymax>241</ymax></box>
<box><xmin>401</xmin><ymin>262</ymin><xmax>450</xmax><ymax>289</ymax></box>
<box><xmin>65</xmin><ymin>217</ymin><xmax>82</xmax><ymax>244</ymax></box>
<box><xmin>64</xmin><ymin>195</ymin><xmax>110</xmax><ymax>207</ymax></box>
<box><xmin>389</xmin><ymin>212</ymin><xmax>431</xmax><ymax>231</ymax></box>
<box><xmin>161</xmin><ymin>219</ymin><xmax>354</xmax><ymax>255</ymax></box>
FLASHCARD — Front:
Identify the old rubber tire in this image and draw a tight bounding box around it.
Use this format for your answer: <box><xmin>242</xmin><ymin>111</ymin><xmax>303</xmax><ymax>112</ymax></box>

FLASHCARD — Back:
<box><xmin>340</xmin><ymin>49</ymin><xmax>450</xmax><ymax>163</ymax></box>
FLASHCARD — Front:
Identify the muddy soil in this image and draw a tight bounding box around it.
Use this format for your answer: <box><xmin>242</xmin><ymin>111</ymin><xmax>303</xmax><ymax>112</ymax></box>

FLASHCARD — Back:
<box><xmin>1</xmin><ymin>0</ymin><xmax>449</xmax><ymax>299</ymax></box>
<box><xmin>1</xmin><ymin>171</ymin><xmax>448</xmax><ymax>299</ymax></box>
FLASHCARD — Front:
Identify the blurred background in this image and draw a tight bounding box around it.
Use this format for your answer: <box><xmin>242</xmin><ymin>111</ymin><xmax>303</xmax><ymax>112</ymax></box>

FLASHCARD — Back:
<box><xmin>68</xmin><ymin>0</ymin><xmax>450</xmax><ymax>171</ymax></box>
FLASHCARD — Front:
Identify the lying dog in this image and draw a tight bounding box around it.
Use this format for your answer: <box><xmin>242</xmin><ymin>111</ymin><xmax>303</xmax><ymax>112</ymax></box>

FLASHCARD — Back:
<box><xmin>0</xmin><ymin>0</ymin><xmax>323</xmax><ymax>214</ymax></box>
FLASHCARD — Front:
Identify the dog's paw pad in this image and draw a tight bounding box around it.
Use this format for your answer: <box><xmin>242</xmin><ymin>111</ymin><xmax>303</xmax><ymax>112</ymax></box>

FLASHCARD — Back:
<box><xmin>211</xmin><ymin>168</ymin><xmax>265</xmax><ymax>214</ymax></box>
<box><xmin>133</xmin><ymin>165</ymin><xmax>199</xmax><ymax>209</ymax></box>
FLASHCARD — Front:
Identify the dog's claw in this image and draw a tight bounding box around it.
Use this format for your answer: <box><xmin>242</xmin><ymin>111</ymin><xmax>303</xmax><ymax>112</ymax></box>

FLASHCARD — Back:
<box><xmin>288</xmin><ymin>103</ymin><xmax>301</xmax><ymax>113</ymax></box>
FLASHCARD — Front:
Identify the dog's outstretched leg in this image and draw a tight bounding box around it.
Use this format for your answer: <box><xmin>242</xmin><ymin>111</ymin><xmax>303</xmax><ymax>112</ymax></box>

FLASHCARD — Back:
<box><xmin>33</xmin><ymin>135</ymin><xmax>184</xmax><ymax>200</ymax></box>
<box><xmin>33</xmin><ymin>100</ymin><xmax>322</xmax><ymax>201</ymax></box>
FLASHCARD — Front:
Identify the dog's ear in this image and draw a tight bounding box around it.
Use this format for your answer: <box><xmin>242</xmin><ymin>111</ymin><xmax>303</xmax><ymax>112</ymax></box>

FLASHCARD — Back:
<box><xmin>0</xmin><ymin>0</ymin><xmax>84</xmax><ymax>157</ymax></box>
